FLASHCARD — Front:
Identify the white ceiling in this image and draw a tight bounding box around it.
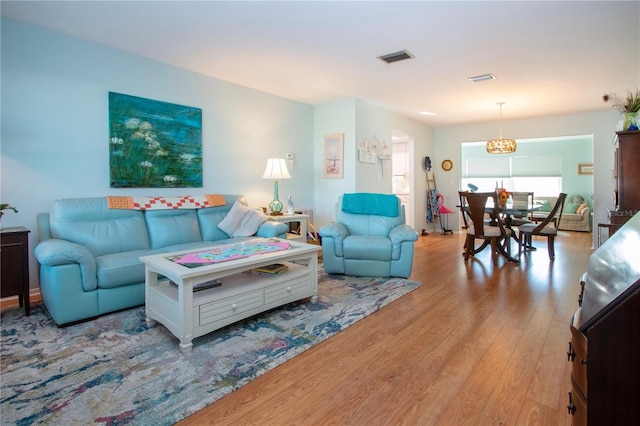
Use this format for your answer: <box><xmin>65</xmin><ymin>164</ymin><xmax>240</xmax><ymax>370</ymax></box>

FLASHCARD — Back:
<box><xmin>2</xmin><ymin>1</ymin><xmax>639</xmax><ymax>127</ymax></box>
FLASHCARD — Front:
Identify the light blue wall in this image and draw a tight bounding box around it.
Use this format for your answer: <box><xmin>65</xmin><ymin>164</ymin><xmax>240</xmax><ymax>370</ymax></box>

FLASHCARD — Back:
<box><xmin>312</xmin><ymin>98</ymin><xmax>434</xmax><ymax>228</ymax></box>
<box><xmin>354</xmin><ymin>99</ymin><xmax>434</xmax><ymax>230</ymax></box>
<box><xmin>434</xmin><ymin>110</ymin><xmax>620</xmax><ymax>246</ymax></box>
<box><xmin>1</xmin><ymin>18</ymin><xmax>314</xmax><ymax>286</ymax></box>
<box><xmin>313</xmin><ymin>98</ymin><xmax>357</xmax><ymax>227</ymax></box>
<box><xmin>1</xmin><ymin>17</ymin><xmax>622</xmax><ymax>285</ymax></box>
<box><xmin>461</xmin><ymin>136</ymin><xmax>594</xmax><ymax>204</ymax></box>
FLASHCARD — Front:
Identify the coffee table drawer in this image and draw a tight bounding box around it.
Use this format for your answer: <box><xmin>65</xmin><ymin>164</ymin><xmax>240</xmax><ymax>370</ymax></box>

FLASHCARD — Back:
<box><xmin>265</xmin><ymin>276</ymin><xmax>311</xmax><ymax>305</ymax></box>
<box><xmin>199</xmin><ymin>290</ymin><xmax>263</xmax><ymax>326</ymax></box>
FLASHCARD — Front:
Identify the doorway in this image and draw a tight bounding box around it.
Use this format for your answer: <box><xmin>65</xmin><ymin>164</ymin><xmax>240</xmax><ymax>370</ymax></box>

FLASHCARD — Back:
<box><xmin>392</xmin><ymin>130</ymin><xmax>414</xmax><ymax>227</ymax></box>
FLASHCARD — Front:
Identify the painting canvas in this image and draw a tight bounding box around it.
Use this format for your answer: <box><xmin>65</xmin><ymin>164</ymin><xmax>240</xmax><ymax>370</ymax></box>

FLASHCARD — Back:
<box><xmin>324</xmin><ymin>133</ymin><xmax>344</xmax><ymax>178</ymax></box>
<box><xmin>109</xmin><ymin>92</ymin><xmax>203</xmax><ymax>188</ymax></box>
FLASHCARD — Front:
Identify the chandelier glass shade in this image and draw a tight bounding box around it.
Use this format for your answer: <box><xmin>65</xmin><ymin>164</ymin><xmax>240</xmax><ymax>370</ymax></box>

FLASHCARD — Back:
<box><xmin>486</xmin><ymin>102</ymin><xmax>517</xmax><ymax>154</ymax></box>
<box><xmin>486</xmin><ymin>138</ymin><xmax>517</xmax><ymax>154</ymax></box>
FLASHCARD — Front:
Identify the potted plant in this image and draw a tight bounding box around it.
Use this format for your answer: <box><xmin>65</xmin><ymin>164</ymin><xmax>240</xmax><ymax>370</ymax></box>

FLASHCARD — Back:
<box><xmin>603</xmin><ymin>89</ymin><xmax>640</xmax><ymax>131</ymax></box>
<box><xmin>0</xmin><ymin>203</ymin><xmax>18</xmax><ymax>228</ymax></box>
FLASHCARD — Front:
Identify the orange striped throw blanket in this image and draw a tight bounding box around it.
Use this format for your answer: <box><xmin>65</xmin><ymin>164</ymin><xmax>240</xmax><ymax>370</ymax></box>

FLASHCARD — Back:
<box><xmin>106</xmin><ymin>194</ymin><xmax>227</xmax><ymax>210</ymax></box>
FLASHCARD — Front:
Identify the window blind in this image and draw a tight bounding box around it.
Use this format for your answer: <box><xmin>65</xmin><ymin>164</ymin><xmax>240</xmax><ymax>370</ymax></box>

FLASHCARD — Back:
<box><xmin>511</xmin><ymin>155</ymin><xmax>562</xmax><ymax>177</ymax></box>
<box><xmin>464</xmin><ymin>155</ymin><xmax>562</xmax><ymax>178</ymax></box>
<box><xmin>464</xmin><ymin>157</ymin><xmax>510</xmax><ymax>178</ymax></box>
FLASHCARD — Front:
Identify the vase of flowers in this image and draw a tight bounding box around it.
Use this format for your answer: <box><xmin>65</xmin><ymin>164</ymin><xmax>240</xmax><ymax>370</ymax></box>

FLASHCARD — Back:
<box><xmin>496</xmin><ymin>188</ymin><xmax>510</xmax><ymax>208</ymax></box>
<box><xmin>623</xmin><ymin>112</ymin><xmax>639</xmax><ymax>131</ymax></box>
<box><xmin>0</xmin><ymin>203</ymin><xmax>18</xmax><ymax>228</ymax></box>
<box><xmin>603</xmin><ymin>89</ymin><xmax>640</xmax><ymax>131</ymax></box>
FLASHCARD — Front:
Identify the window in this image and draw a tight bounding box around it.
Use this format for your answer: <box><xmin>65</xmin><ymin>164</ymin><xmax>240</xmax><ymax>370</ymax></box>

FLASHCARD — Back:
<box><xmin>461</xmin><ymin>177</ymin><xmax>562</xmax><ymax>197</ymax></box>
<box><xmin>460</xmin><ymin>136</ymin><xmax>576</xmax><ymax>197</ymax></box>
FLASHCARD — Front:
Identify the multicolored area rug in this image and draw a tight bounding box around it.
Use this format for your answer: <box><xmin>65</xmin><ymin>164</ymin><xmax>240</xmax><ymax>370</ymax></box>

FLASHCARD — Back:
<box><xmin>1</xmin><ymin>267</ymin><xmax>421</xmax><ymax>425</ymax></box>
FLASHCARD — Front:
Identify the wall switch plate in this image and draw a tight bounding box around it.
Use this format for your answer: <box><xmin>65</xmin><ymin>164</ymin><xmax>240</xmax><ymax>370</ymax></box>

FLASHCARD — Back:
<box><xmin>286</xmin><ymin>153</ymin><xmax>294</xmax><ymax>171</ymax></box>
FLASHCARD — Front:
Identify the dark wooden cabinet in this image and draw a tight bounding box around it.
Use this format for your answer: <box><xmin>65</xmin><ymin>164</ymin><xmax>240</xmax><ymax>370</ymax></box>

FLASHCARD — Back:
<box><xmin>567</xmin><ymin>214</ymin><xmax>640</xmax><ymax>424</ymax></box>
<box><xmin>0</xmin><ymin>226</ymin><xmax>31</xmax><ymax>315</ymax></box>
<box><xmin>610</xmin><ymin>130</ymin><xmax>640</xmax><ymax>225</ymax></box>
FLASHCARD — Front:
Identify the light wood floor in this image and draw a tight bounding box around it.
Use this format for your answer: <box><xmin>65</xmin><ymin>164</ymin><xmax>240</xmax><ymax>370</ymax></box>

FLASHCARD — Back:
<box><xmin>178</xmin><ymin>230</ymin><xmax>593</xmax><ymax>426</ymax></box>
<box><xmin>2</xmin><ymin>231</ymin><xmax>592</xmax><ymax>425</ymax></box>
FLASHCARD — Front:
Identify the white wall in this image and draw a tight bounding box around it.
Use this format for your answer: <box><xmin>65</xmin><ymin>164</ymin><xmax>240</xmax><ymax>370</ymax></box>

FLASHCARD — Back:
<box><xmin>434</xmin><ymin>110</ymin><xmax>621</xmax><ymax>246</ymax></box>
<box><xmin>1</xmin><ymin>18</ymin><xmax>315</xmax><ymax>287</ymax></box>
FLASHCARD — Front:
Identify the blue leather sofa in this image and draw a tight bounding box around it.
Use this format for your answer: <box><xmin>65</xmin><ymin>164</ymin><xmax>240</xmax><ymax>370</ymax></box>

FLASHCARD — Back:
<box><xmin>34</xmin><ymin>195</ymin><xmax>288</xmax><ymax>326</ymax></box>
<box><xmin>319</xmin><ymin>194</ymin><xmax>419</xmax><ymax>278</ymax></box>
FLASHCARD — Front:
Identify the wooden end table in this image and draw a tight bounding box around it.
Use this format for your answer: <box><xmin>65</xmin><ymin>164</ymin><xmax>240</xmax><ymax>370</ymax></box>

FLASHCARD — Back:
<box><xmin>1</xmin><ymin>226</ymin><xmax>31</xmax><ymax>315</ymax></box>
<box><xmin>268</xmin><ymin>213</ymin><xmax>309</xmax><ymax>242</ymax></box>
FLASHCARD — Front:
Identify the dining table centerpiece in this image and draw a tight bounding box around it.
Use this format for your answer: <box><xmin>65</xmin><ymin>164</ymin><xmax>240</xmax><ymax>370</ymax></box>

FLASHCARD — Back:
<box><xmin>496</xmin><ymin>188</ymin><xmax>511</xmax><ymax>208</ymax></box>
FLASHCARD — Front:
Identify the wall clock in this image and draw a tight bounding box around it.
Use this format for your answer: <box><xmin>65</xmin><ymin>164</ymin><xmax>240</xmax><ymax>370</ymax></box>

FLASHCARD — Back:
<box><xmin>441</xmin><ymin>159</ymin><xmax>453</xmax><ymax>171</ymax></box>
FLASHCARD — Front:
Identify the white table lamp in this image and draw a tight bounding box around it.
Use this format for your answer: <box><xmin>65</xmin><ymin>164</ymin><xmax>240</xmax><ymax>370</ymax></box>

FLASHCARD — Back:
<box><xmin>262</xmin><ymin>158</ymin><xmax>291</xmax><ymax>215</ymax></box>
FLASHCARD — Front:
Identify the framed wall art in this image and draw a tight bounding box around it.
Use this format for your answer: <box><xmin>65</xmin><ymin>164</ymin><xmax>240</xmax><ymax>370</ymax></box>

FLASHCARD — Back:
<box><xmin>578</xmin><ymin>163</ymin><xmax>594</xmax><ymax>175</ymax></box>
<box><xmin>109</xmin><ymin>92</ymin><xmax>203</xmax><ymax>188</ymax></box>
<box><xmin>324</xmin><ymin>133</ymin><xmax>344</xmax><ymax>179</ymax></box>
<box><xmin>357</xmin><ymin>139</ymin><xmax>377</xmax><ymax>164</ymax></box>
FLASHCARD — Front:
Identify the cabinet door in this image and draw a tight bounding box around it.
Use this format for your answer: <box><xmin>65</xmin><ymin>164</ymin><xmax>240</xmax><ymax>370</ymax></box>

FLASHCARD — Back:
<box><xmin>0</xmin><ymin>232</ymin><xmax>26</xmax><ymax>298</ymax></box>
<box><xmin>617</xmin><ymin>132</ymin><xmax>640</xmax><ymax>211</ymax></box>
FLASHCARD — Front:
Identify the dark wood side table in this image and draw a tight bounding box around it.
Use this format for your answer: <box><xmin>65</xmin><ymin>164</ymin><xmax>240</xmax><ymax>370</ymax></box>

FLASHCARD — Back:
<box><xmin>596</xmin><ymin>222</ymin><xmax>622</xmax><ymax>247</ymax></box>
<box><xmin>1</xmin><ymin>226</ymin><xmax>31</xmax><ymax>315</ymax></box>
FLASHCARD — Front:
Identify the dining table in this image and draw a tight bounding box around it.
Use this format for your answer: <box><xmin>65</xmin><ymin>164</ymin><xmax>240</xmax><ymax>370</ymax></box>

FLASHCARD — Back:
<box><xmin>486</xmin><ymin>202</ymin><xmax>542</xmax><ymax>228</ymax></box>
<box><xmin>459</xmin><ymin>201</ymin><xmax>542</xmax><ymax>264</ymax></box>
<box><xmin>456</xmin><ymin>198</ymin><xmax>542</xmax><ymax>263</ymax></box>
<box><xmin>491</xmin><ymin>202</ymin><xmax>543</xmax><ymax>262</ymax></box>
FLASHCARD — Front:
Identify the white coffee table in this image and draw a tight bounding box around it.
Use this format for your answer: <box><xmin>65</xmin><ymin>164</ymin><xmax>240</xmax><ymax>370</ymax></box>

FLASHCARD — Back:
<box><xmin>140</xmin><ymin>238</ymin><xmax>320</xmax><ymax>351</ymax></box>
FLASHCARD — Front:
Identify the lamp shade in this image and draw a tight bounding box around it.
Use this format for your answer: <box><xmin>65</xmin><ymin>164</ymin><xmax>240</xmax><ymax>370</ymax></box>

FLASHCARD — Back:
<box><xmin>262</xmin><ymin>158</ymin><xmax>292</xmax><ymax>180</ymax></box>
<box><xmin>486</xmin><ymin>102</ymin><xmax>517</xmax><ymax>154</ymax></box>
<box><xmin>486</xmin><ymin>138</ymin><xmax>517</xmax><ymax>154</ymax></box>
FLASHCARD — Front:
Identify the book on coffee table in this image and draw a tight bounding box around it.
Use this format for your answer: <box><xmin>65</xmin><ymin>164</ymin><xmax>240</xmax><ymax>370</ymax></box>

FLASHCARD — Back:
<box><xmin>251</xmin><ymin>263</ymin><xmax>289</xmax><ymax>275</ymax></box>
<box><xmin>170</xmin><ymin>279</ymin><xmax>222</xmax><ymax>292</ymax></box>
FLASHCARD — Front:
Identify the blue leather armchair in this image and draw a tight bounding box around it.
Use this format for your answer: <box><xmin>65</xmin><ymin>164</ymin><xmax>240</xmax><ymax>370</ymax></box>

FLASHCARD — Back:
<box><xmin>319</xmin><ymin>194</ymin><xmax>419</xmax><ymax>278</ymax></box>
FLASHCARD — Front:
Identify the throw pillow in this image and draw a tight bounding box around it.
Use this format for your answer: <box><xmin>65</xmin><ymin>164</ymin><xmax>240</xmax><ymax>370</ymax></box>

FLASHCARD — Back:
<box><xmin>217</xmin><ymin>201</ymin><xmax>268</xmax><ymax>237</ymax></box>
<box><xmin>233</xmin><ymin>208</ymin><xmax>268</xmax><ymax>237</ymax></box>
<box><xmin>576</xmin><ymin>203</ymin><xmax>588</xmax><ymax>215</ymax></box>
<box><xmin>562</xmin><ymin>203</ymin><xmax>580</xmax><ymax>214</ymax></box>
<box><xmin>537</xmin><ymin>200</ymin><xmax>551</xmax><ymax>212</ymax></box>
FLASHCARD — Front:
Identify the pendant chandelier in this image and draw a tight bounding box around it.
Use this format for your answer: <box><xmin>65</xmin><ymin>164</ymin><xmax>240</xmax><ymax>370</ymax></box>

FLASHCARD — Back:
<box><xmin>486</xmin><ymin>102</ymin><xmax>517</xmax><ymax>154</ymax></box>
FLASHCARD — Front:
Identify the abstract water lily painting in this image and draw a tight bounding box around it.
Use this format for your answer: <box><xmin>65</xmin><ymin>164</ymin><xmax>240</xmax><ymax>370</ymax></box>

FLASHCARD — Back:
<box><xmin>109</xmin><ymin>92</ymin><xmax>203</xmax><ymax>188</ymax></box>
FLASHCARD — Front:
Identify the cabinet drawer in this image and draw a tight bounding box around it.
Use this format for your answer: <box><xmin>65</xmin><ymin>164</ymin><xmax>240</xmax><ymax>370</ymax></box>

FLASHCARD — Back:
<box><xmin>578</xmin><ymin>272</ymin><xmax>587</xmax><ymax>306</ymax></box>
<box><xmin>265</xmin><ymin>276</ymin><xmax>311</xmax><ymax>305</ymax></box>
<box><xmin>570</xmin><ymin>308</ymin><xmax>588</xmax><ymax>396</ymax></box>
<box><xmin>568</xmin><ymin>384</ymin><xmax>587</xmax><ymax>426</ymax></box>
<box><xmin>199</xmin><ymin>290</ymin><xmax>263</xmax><ymax>326</ymax></box>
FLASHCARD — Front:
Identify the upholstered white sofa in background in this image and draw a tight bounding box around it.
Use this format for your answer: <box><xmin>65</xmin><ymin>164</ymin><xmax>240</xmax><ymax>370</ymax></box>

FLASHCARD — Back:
<box><xmin>532</xmin><ymin>194</ymin><xmax>591</xmax><ymax>232</ymax></box>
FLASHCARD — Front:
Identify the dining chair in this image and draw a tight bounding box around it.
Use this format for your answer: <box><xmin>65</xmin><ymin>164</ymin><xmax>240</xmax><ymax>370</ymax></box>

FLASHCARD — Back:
<box><xmin>510</xmin><ymin>191</ymin><xmax>534</xmax><ymax>248</ymax></box>
<box><xmin>459</xmin><ymin>190</ymin><xmax>493</xmax><ymax>229</ymax></box>
<box><xmin>458</xmin><ymin>191</ymin><xmax>471</xmax><ymax>229</ymax></box>
<box><xmin>461</xmin><ymin>191</ymin><xmax>512</xmax><ymax>266</ymax></box>
<box><xmin>517</xmin><ymin>193</ymin><xmax>567</xmax><ymax>261</ymax></box>
<box><xmin>510</xmin><ymin>192</ymin><xmax>535</xmax><ymax>224</ymax></box>
<box><xmin>458</xmin><ymin>190</ymin><xmax>492</xmax><ymax>252</ymax></box>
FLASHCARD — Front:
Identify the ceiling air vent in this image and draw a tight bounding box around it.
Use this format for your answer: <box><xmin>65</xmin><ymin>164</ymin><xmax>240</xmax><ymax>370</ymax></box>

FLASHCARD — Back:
<box><xmin>378</xmin><ymin>50</ymin><xmax>414</xmax><ymax>64</ymax></box>
<box><xmin>468</xmin><ymin>73</ymin><xmax>496</xmax><ymax>83</ymax></box>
